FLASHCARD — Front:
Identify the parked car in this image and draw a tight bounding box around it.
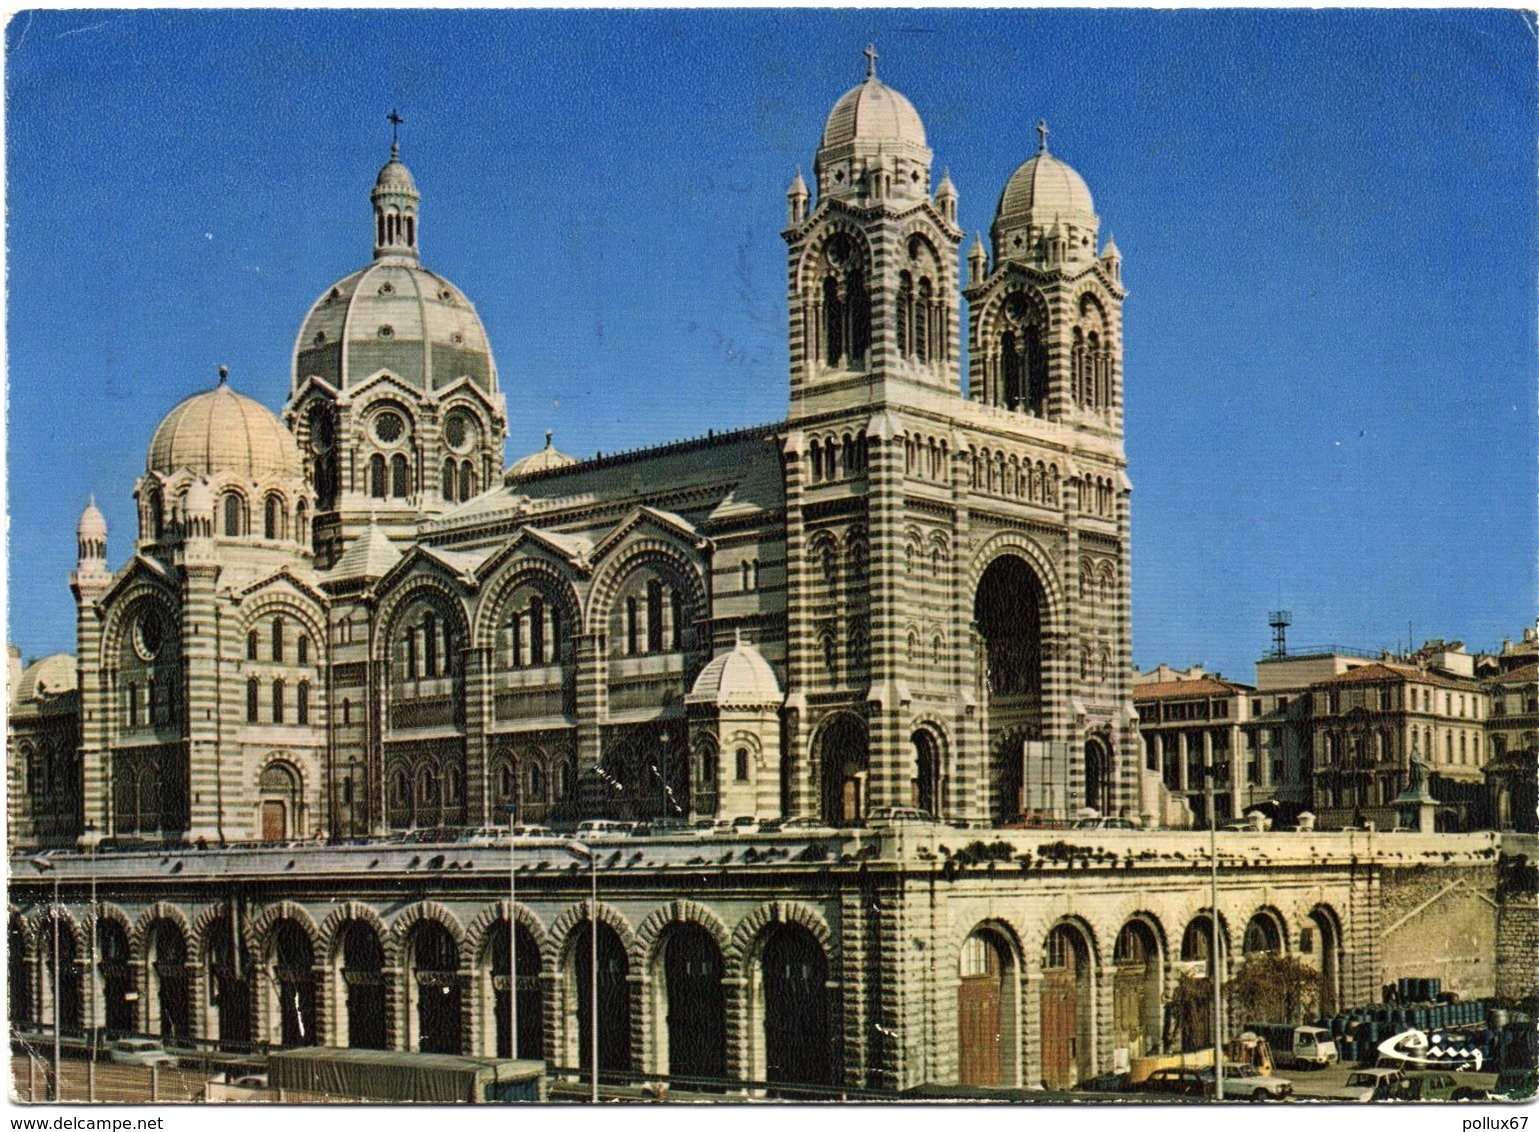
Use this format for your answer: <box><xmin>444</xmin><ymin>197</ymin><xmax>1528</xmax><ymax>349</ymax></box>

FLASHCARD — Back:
<box><xmin>1137</xmin><ymin>1068</ymin><xmax>1208</xmax><ymax>1097</ymax></box>
<box><xmin>730</xmin><ymin>816</ymin><xmax>760</xmax><ymax>834</ymax></box>
<box><xmin>1073</xmin><ymin>816</ymin><xmax>1136</xmax><ymax>830</ymax></box>
<box><xmin>574</xmin><ymin>819</ymin><xmax>633</xmax><ymax>840</ymax></box>
<box><xmin>1331</xmin><ymin>1067</ymin><xmax>1403</xmax><ymax>1102</ymax></box>
<box><xmin>107</xmin><ymin>1037</ymin><xmax>179</xmax><ymax>1068</ymax></box>
<box><xmin>867</xmin><ymin>807</ymin><xmax>936</xmax><ymax>824</ymax></box>
<box><xmin>1389</xmin><ymin>1072</ymin><xmax>1482</xmax><ymax>1102</ymax></box>
<box><xmin>1199</xmin><ymin>1063</ymin><xmax>1293</xmax><ymax>1100</ymax></box>
<box><xmin>457</xmin><ymin>826</ymin><xmax>509</xmax><ymax>846</ymax></box>
<box><xmin>779</xmin><ymin>816</ymin><xmax>834</xmax><ymax>832</ymax></box>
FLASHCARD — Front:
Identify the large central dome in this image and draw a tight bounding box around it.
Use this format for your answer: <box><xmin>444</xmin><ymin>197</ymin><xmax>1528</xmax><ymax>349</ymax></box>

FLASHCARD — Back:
<box><xmin>291</xmin><ymin>145</ymin><xmax>498</xmax><ymax>399</ymax></box>
<box><xmin>821</xmin><ymin>75</ymin><xmax>927</xmax><ymax>152</ymax></box>
<box><xmin>813</xmin><ymin>48</ymin><xmax>933</xmax><ymax>206</ymax></box>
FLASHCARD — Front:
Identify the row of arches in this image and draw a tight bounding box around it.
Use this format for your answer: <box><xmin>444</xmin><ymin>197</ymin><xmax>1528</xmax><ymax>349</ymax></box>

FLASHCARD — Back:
<box><xmin>806</xmin><ymin>430</ymin><xmax>868</xmax><ymax>483</ymax></box>
<box><xmin>9</xmin><ymin>901</ymin><xmax>839</xmax><ymax>1088</ymax></box>
<box><xmin>139</xmin><ymin>482</ymin><xmax>310</xmax><ymax>546</ymax></box>
<box><xmin>969</xmin><ymin>448</ymin><xmax>1061</xmax><ymax>506</ymax></box>
<box><xmin>956</xmin><ymin>904</ymin><xmax>1342</xmax><ymax>1089</ymax></box>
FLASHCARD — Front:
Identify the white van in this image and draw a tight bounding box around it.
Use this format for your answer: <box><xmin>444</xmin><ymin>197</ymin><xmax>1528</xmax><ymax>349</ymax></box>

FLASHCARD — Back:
<box><xmin>574</xmin><ymin>819</ymin><xmax>634</xmax><ymax>840</ymax></box>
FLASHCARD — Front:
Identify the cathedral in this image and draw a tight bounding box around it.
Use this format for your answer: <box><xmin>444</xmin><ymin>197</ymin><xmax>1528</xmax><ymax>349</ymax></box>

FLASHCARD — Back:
<box><xmin>52</xmin><ymin>51</ymin><xmax>1143</xmax><ymax>851</ymax></box>
<box><xmin>9</xmin><ymin>54</ymin><xmax>1518</xmax><ymax>1096</ymax></box>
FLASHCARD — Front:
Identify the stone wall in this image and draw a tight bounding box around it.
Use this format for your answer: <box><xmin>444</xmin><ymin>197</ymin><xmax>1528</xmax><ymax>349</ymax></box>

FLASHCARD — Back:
<box><xmin>1378</xmin><ymin>862</ymin><xmax>1499</xmax><ymax>1000</ymax></box>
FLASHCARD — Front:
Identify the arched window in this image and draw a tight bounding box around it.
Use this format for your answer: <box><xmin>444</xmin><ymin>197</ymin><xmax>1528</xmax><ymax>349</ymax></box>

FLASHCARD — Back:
<box><xmin>528</xmin><ymin>762</ymin><xmax>546</xmax><ymax>803</ymax></box>
<box><xmin>671</xmin><ymin>588</ymin><xmax>685</xmax><ymax>650</ymax></box>
<box><xmin>823</xmin><ymin>275</ymin><xmax>844</xmax><ymax>366</ymax></box>
<box><xmin>297</xmin><ymin>635</ymin><xmax>309</xmax><ymax>665</ymax></box>
<box><xmin>742</xmin><ymin>561</ymin><xmax>751</xmax><ymax>591</ymax></box>
<box><xmin>896</xmin><ymin>271</ymin><xmax>913</xmax><ymax>357</ymax></box>
<box><xmin>390</xmin><ymin>454</ymin><xmax>410</xmax><ymax>498</ymax></box>
<box><xmin>459</xmin><ymin>460</ymin><xmax>475</xmax><ymax>502</ymax></box>
<box><xmin>369</xmin><ymin>455</ymin><xmax>388</xmax><ymax>499</ymax></box>
<box><xmin>735</xmin><ymin>748</ymin><xmax>750</xmax><ymax>781</ymax></box>
<box><xmin>247</xmin><ymin>677</ymin><xmax>260</xmax><ymax>722</ymax></box>
<box><xmin>127</xmin><ymin>682</ymin><xmax>139</xmax><ymax>728</ymax></box>
<box><xmin>295</xmin><ymin>500</ymin><xmax>308</xmax><ymax>543</ymax></box>
<box><xmin>264</xmin><ymin>495</ymin><xmax>282</xmax><ymax>540</ymax></box>
<box><xmin>247</xmin><ymin>630</ymin><xmax>259</xmax><ymax>660</ymax></box>
<box><xmin>550</xmin><ymin>606</ymin><xmax>562</xmax><ymax>660</ymax></box>
<box><xmin>529</xmin><ymin>598</ymin><xmax>545</xmax><ymax>666</ymax></box>
<box><xmin>272</xmin><ymin>679</ymin><xmax>285</xmax><ymax>725</ymax></box>
<box><xmin>442</xmin><ymin>458</ymin><xmax>456</xmax><ymax>501</ymax></box>
<box><xmin>423</xmin><ymin>612</ymin><xmax>438</xmax><ymax>677</ymax></box>
<box><xmin>297</xmin><ymin>682</ymin><xmax>310</xmax><ymax>726</ymax></box>
<box><xmin>342</xmin><ymin>698</ymin><xmax>351</xmax><ymax>726</ymax></box>
<box><xmin>915</xmin><ymin>278</ymin><xmax>932</xmax><ymax>362</ymax></box>
<box><xmin>223</xmin><ymin>493</ymin><xmax>245</xmax><ymax>537</ymax></box>
<box><xmin>406</xmin><ymin>627</ymin><xmax>418</xmax><ymax>679</ymax></box>
<box><xmin>149</xmin><ymin>491</ymin><xmax>164</xmax><ymax>540</ymax></box>
<box><xmin>626</xmin><ymin>597</ymin><xmax>639</xmax><ymax>656</ymax></box>
<box><xmin>405</xmin><ymin>215</ymin><xmax>415</xmax><ymax>247</ymax></box>
<box><xmin>646</xmin><ymin>580</ymin><xmax>664</xmax><ymax>653</ymax></box>
<box><xmin>752</xmin><ymin>560</ymin><xmax>760</xmax><ymax>589</ymax></box>
<box><xmin>271</xmin><ymin>617</ymin><xmax>285</xmax><ymax>663</ymax></box>
<box><xmin>809</xmin><ymin>439</ymin><xmax>822</xmax><ymax>484</ymax></box>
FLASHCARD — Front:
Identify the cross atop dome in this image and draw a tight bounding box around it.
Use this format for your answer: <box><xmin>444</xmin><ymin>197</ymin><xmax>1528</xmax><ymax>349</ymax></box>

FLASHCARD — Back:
<box><xmin>864</xmin><ymin>43</ymin><xmax>879</xmax><ymax>80</ymax></box>
<box><xmin>1037</xmin><ymin>119</ymin><xmax>1049</xmax><ymax>154</ymax></box>
<box><xmin>387</xmin><ymin>108</ymin><xmax>404</xmax><ymax>158</ymax></box>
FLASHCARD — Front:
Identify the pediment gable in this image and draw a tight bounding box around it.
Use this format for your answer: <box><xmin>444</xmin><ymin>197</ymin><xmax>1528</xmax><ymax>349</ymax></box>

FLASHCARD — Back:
<box><xmin>589</xmin><ymin>506</ymin><xmax>710</xmax><ymax>566</ymax></box>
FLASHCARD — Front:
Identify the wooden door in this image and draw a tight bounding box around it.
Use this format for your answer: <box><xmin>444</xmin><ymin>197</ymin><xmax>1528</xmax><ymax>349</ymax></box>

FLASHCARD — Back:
<box><xmin>262</xmin><ymin>801</ymin><xmax>285</xmax><ymax>841</ymax></box>
<box><xmin>1041</xmin><ymin>970</ymin><xmax>1076</xmax><ymax>1090</ymax></box>
<box><xmin>1114</xmin><ymin>968</ymin><xmax>1146</xmax><ymax>1057</ymax></box>
<box><xmin>959</xmin><ymin>961</ymin><xmax>1002</xmax><ymax>1085</ymax></box>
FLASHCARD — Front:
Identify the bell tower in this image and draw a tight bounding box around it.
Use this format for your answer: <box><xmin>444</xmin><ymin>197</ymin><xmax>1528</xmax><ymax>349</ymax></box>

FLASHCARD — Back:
<box><xmin>784</xmin><ymin>47</ymin><xmax>964</xmax><ymax>419</ymax></box>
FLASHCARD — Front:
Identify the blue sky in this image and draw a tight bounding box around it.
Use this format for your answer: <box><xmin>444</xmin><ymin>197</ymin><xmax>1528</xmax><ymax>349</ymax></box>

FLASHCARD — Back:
<box><xmin>6</xmin><ymin>9</ymin><xmax>1535</xmax><ymax>682</ymax></box>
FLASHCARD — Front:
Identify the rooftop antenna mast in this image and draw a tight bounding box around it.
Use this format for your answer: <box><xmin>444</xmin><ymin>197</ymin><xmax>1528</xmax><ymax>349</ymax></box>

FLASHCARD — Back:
<box><xmin>1268</xmin><ymin>609</ymin><xmax>1291</xmax><ymax>659</ymax></box>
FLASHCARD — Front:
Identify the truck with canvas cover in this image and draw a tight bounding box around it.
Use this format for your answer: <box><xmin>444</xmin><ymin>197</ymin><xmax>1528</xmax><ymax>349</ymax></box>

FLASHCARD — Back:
<box><xmin>267</xmin><ymin>1048</ymin><xmax>546</xmax><ymax>1103</ymax></box>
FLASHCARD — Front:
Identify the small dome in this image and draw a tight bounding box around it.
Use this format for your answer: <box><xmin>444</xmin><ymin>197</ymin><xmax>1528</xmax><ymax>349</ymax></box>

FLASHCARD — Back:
<box><xmin>12</xmin><ymin>654</ymin><xmax>77</xmax><ymax>708</ymax></box>
<box><xmin>996</xmin><ymin>150</ymin><xmax>1095</xmax><ymax>226</ymax></box>
<box><xmin>822</xmin><ymin>75</ymin><xmax>927</xmax><ymax>152</ymax></box>
<box><xmin>77</xmin><ymin>497</ymin><xmax>107</xmax><ymax>540</ymax></box>
<box><xmin>508</xmin><ymin>431</ymin><xmax>577</xmax><ymax>478</ymax></box>
<box><xmin>1101</xmin><ymin>233</ymin><xmax>1121</xmax><ymax>260</ymax></box>
<box><xmin>687</xmin><ymin>637</ymin><xmax>782</xmax><ymax>707</ymax></box>
<box><xmin>788</xmin><ymin>168</ymin><xmax>808</xmax><ymax>198</ymax></box>
<box><xmin>375</xmin><ymin>149</ymin><xmax>418</xmax><ymax>194</ymax></box>
<box><xmin>148</xmin><ymin>376</ymin><xmax>302</xmax><ymax>481</ymax></box>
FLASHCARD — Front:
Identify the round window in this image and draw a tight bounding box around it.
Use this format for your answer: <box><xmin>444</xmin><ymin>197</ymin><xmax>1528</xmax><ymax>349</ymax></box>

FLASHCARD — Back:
<box><xmin>374</xmin><ymin>411</ymin><xmax>405</xmax><ymax>444</ymax></box>
<box><xmin>443</xmin><ymin>410</ymin><xmax>475</xmax><ymax>453</ymax></box>
<box><xmin>378</xmin><ymin>281</ymin><xmax>395</xmax><ymax>296</ymax></box>
<box><xmin>134</xmin><ymin>611</ymin><xmax>164</xmax><ymax>661</ymax></box>
<box><xmin>377</xmin><ymin>325</ymin><xmax>395</xmax><ymax>339</ymax></box>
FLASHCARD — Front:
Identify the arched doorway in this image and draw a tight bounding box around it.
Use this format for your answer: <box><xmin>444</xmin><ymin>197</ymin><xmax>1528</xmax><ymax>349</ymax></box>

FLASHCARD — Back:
<box><xmin>1307</xmin><ymin>906</ymin><xmax>1342</xmax><ymax>1018</ymax></box>
<box><xmin>407</xmin><ymin>921</ymin><xmax>462</xmax><ymax>1054</ymax></box>
<box><xmin>270</xmin><ymin>920</ymin><xmax>318</xmax><ymax>1047</ymax></box>
<box><xmin>974</xmin><ymin>556</ymin><xmax>1047</xmax><ymax>824</ymax></box>
<box><xmin>1174</xmin><ymin>915</ymin><xmax>1226</xmax><ymax>1052</ymax></box>
<box><xmin>259</xmin><ymin>761</ymin><xmax>301</xmax><ymax>841</ymax></box>
<box><xmin>761</xmin><ymin>924</ymin><xmax>829</xmax><ymax>1086</ymax></box>
<box><xmin>338</xmin><ymin>921</ymin><xmax>386</xmax><ymax>1049</ymax></box>
<box><xmin>206</xmin><ymin>915</ymin><xmax>252</xmax><ymax>1050</ymax></box>
<box><xmin>98</xmin><ymin>920</ymin><xmax>136</xmax><ymax>1037</ymax></box>
<box><xmin>1113</xmin><ymin>919</ymin><xmax>1163</xmax><ymax>1060</ymax></box>
<box><xmin>486</xmin><ymin>921</ymin><xmax>543</xmax><ymax>1060</ymax></box>
<box><xmin>958</xmin><ymin>927</ymin><xmax>1017</xmax><ymax>1087</ymax></box>
<box><xmin>1084</xmin><ymin>737</ymin><xmax>1113</xmax><ymax>816</ymax></box>
<box><xmin>146</xmin><ymin>920</ymin><xmax>189</xmax><ymax>1040</ymax></box>
<box><xmin>656</xmin><ymin>923</ymin><xmax>725</xmax><ymax>1081</ymax></box>
<box><xmin>573</xmin><ymin>922</ymin><xmax>631</xmax><ymax>1073</ymax></box>
<box><xmin>817</xmin><ymin>714</ymin><xmax>869</xmax><ymax>826</ymax></box>
<box><xmin>912</xmin><ymin>730</ymin><xmax>942</xmax><ymax>815</ymax></box>
<box><xmin>9</xmin><ymin>916</ymin><xmax>31</xmax><ymax>1027</ymax></box>
<box><xmin>1041</xmin><ymin>923</ymin><xmax>1094</xmax><ymax>1090</ymax></box>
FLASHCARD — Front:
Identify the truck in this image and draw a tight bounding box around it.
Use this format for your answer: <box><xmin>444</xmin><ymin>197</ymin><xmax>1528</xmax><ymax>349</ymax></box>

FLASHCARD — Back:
<box><xmin>267</xmin><ymin>1048</ymin><xmax>546</xmax><ymax>1104</ymax></box>
<box><xmin>1241</xmin><ymin>1023</ymin><xmax>1339</xmax><ymax>1069</ymax></box>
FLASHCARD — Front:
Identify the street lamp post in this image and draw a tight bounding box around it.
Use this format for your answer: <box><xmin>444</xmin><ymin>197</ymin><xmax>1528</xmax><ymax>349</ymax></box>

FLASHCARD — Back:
<box><xmin>506</xmin><ymin>801</ymin><xmax>517</xmax><ymax>1060</ymax></box>
<box><xmin>562</xmin><ymin>841</ymin><xmax>599</xmax><ymax>1103</ymax></box>
<box><xmin>1206</xmin><ymin>765</ymin><xmax>1223</xmax><ymax>1103</ymax></box>
<box><xmin>658</xmin><ymin>728</ymin><xmax>672</xmax><ymax>818</ymax></box>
